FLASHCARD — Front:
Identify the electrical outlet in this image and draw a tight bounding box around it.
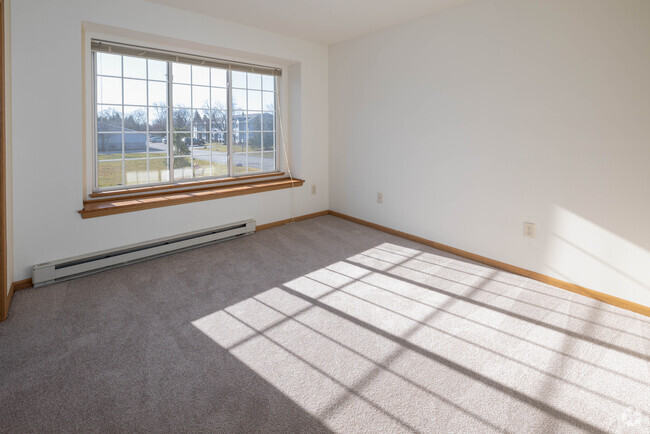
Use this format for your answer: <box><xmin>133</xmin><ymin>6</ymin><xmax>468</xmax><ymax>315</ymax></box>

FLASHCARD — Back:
<box><xmin>311</xmin><ymin>185</ymin><xmax>317</xmax><ymax>195</ymax></box>
<box><xmin>377</xmin><ymin>193</ymin><xmax>384</xmax><ymax>204</ymax></box>
<box><xmin>524</xmin><ymin>222</ymin><xmax>536</xmax><ymax>238</ymax></box>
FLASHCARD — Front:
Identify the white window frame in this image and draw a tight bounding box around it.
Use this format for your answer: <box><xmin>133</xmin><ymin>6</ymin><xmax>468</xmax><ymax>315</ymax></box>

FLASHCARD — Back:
<box><xmin>83</xmin><ymin>33</ymin><xmax>288</xmax><ymax>196</ymax></box>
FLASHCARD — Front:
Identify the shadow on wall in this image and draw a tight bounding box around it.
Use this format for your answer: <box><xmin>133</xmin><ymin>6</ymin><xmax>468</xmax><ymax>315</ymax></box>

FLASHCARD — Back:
<box><xmin>542</xmin><ymin>206</ymin><xmax>650</xmax><ymax>307</ymax></box>
<box><xmin>193</xmin><ymin>242</ymin><xmax>650</xmax><ymax>433</ymax></box>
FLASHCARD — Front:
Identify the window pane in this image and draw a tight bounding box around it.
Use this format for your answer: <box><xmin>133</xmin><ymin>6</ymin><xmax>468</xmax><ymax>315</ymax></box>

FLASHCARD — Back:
<box><xmin>209</xmin><ymin>110</ymin><xmax>227</xmax><ymax>153</ymax></box>
<box><xmin>211</xmin><ymin>68</ymin><xmax>227</xmax><ymax>87</ymax></box>
<box><xmin>173</xmin><ymin>108</ymin><xmax>191</xmax><ymax>131</ymax></box>
<box><xmin>192</xmin><ymin>110</ymin><xmax>210</xmax><ymax>139</ymax></box>
<box><xmin>233</xmin><ymin>131</ymin><xmax>246</xmax><ymax>153</ymax></box>
<box><xmin>97</xmin><ymin>160</ymin><xmax>123</xmax><ymax>188</ymax></box>
<box><xmin>125</xmin><ymin>159</ymin><xmax>148</xmax><ymax>185</ymax></box>
<box><xmin>173</xmin><ymin>132</ymin><xmax>191</xmax><ymax>155</ymax></box>
<box><xmin>232</xmin><ymin>110</ymin><xmax>245</xmax><ymax>131</ymax></box>
<box><xmin>262</xmin><ymin>132</ymin><xmax>275</xmax><ymax>151</ymax></box>
<box><xmin>262</xmin><ymin>75</ymin><xmax>275</xmax><ymax>92</ymax></box>
<box><xmin>173</xmin><ymin>156</ymin><xmax>192</xmax><ymax>180</ymax></box>
<box><xmin>124</xmin><ymin>106</ymin><xmax>147</xmax><ymax>131</ymax></box>
<box><xmin>123</xmin><ymin>56</ymin><xmax>146</xmax><ymax>79</ymax></box>
<box><xmin>262</xmin><ymin>112</ymin><xmax>274</xmax><ymax>131</ymax></box>
<box><xmin>247</xmin><ymin>113</ymin><xmax>261</xmax><ymax>132</ymax></box>
<box><xmin>247</xmin><ymin>73</ymin><xmax>262</xmax><ymax>90</ymax></box>
<box><xmin>209</xmin><ymin>135</ymin><xmax>227</xmax><ymax>153</ymax></box>
<box><xmin>96</xmin><ymin>53</ymin><xmax>121</xmax><ymax>77</ymax></box>
<box><xmin>124</xmin><ymin>133</ymin><xmax>147</xmax><ymax>158</ymax></box>
<box><xmin>192</xmin><ymin>85</ymin><xmax>210</xmax><ymax>108</ymax></box>
<box><xmin>211</xmin><ymin>153</ymin><xmax>228</xmax><ymax>177</ymax></box>
<box><xmin>211</xmin><ymin>87</ymin><xmax>227</xmax><ymax>110</ymax></box>
<box><xmin>148</xmin><ymin>81</ymin><xmax>167</xmax><ymax>106</ymax></box>
<box><xmin>193</xmin><ymin>152</ymin><xmax>211</xmax><ymax>178</ymax></box>
<box><xmin>97</xmin><ymin>133</ymin><xmax>122</xmax><ymax>158</ymax></box>
<box><xmin>210</xmin><ymin>142</ymin><xmax>227</xmax><ymax>154</ymax></box>
<box><xmin>96</xmin><ymin>76</ymin><xmax>122</xmax><ymax>105</ymax></box>
<box><xmin>97</xmin><ymin>105</ymin><xmax>122</xmax><ymax>132</ymax></box>
<box><xmin>232</xmin><ymin>71</ymin><xmax>246</xmax><ymax>88</ymax></box>
<box><xmin>247</xmin><ymin>132</ymin><xmax>261</xmax><ymax>152</ymax></box>
<box><xmin>173</xmin><ymin>84</ymin><xmax>191</xmax><ymax>107</ymax></box>
<box><xmin>123</xmin><ymin>79</ymin><xmax>147</xmax><ymax>106</ymax></box>
<box><xmin>247</xmin><ymin>152</ymin><xmax>261</xmax><ymax>172</ymax></box>
<box><xmin>148</xmin><ymin>158</ymin><xmax>170</xmax><ymax>183</ymax></box>
<box><xmin>248</xmin><ymin>90</ymin><xmax>262</xmax><ymax>111</ymax></box>
<box><xmin>148</xmin><ymin>107</ymin><xmax>168</xmax><ymax>131</ymax></box>
<box><xmin>172</xmin><ymin>63</ymin><xmax>191</xmax><ymax>84</ymax></box>
<box><xmin>233</xmin><ymin>153</ymin><xmax>246</xmax><ymax>174</ymax></box>
<box><xmin>262</xmin><ymin>152</ymin><xmax>275</xmax><ymax>171</ymax></box>
<box><xmin>149</xmin><ymin>133</ymin><xmax>168</xmax><ymax>156</ymax></box>
<box><xmin>232</xmin><ymin>89</ymin><xmax>247</xmax><ymax>110</ymax></box>
<box><xmin>210</xmin><ymin>109</ymin><xmax>227</xmax><ymax>134</ymax></box>
<box><xmin>148</xmin><ymin>59</ymin><xmax>167</xmax><ymax>81</ymax></box>
<box><xmin>262</xmin><ymin>91</ymin><xmax>275</xmax><ymax>111</ymax></box>
<box><xmin>192</xmin><ymin>65</ymin><xmax>210</xmax><ymax>86</ymax></box>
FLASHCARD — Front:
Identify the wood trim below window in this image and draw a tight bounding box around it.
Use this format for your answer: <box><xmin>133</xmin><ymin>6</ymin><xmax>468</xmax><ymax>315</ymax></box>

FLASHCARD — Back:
<box><xmin>79</xmin><ymin>177</ymin><xmax>304</xmax><ymax>219</ymax></box>
<box><xmin>255</xmin><ymin>210</ymin><xmax>329</xmax><ymax>231</ymax></box>
<box><xmin>89</xmin><ymin>171</ymin><xmax>285</xmax><ymax>199</ymax></box>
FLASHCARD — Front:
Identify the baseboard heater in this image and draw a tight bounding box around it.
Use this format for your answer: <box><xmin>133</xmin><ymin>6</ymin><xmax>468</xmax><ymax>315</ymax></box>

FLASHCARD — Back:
<box><xmin>32</xmin><ymin>219</ymin><xmax>256</xmax><ymax>288</ymax></box>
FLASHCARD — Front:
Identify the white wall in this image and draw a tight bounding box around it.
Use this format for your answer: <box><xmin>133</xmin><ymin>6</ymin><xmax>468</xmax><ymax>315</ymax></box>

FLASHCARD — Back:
<box><xmin>329</xmin><ymin>0</ymin><xmax>650</xmax><ymax>306</ymax></box>
<box><xmin>9</xmin><ymin>0</ymin><xmax>329</xmax><ymax>281</ymax></box>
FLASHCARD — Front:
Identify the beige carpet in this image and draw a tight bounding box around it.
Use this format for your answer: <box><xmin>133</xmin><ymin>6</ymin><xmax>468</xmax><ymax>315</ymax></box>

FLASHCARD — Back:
<box><xmin>1</xmin><ymin>215</ymin><xmax>649</xmax><ymax>433</ymax></box>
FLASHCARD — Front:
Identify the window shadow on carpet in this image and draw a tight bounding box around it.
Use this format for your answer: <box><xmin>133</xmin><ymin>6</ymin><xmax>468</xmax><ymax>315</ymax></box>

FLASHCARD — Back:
<box><xmin>192</xmin><ymin>240</ymin><xmax>650</xmax><ymax>433</ymax></box>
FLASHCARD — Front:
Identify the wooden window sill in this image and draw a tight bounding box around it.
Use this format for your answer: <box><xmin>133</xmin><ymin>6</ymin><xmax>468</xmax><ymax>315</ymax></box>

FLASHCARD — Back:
<box><xmin>89</xmin><ymin>171</ymin><xmax>286</xmax><ymax>199</ymax></box>
<box><xmin>79</xmin><ymin>177</ymin><xmax>304</xmax><ymax>219</ymax></box>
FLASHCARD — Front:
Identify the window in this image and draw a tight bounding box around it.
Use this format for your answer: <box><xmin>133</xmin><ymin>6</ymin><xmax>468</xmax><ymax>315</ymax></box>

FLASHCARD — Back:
<box><xmin>92</xmin><ymin>41</ymin><xmax>280</xmax><ymax>190</ymax></box>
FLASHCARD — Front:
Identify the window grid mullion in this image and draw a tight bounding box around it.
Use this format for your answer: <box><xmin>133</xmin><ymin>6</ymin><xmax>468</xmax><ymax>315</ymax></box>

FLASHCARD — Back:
<box><xmin>145</xmin><ymin>61</ymin><xmax>150</xmax><ymax>184</ymax></box>
<box><xmin>167</xmin><ymin>62</ymin><xmax>174</xmax><ymax>183</ymax></box>
<box><xmin>227</xmin><ymin>70</ymin><xmax>233</xmax><ymax>177</ymax></box>
<box><xmin>189</xmin><ymin>67</ymin><xmax>194</xmax><ymax>180</ymax></box>
<box><xmin>93</xmin><ymin>52</ymin><xmax>99</xmax><ymax>191</ymax></box>
<box><xmin>275</xmin><ymin>76</ymin><xmax>279</xmax><ymax>173</ymax></box>
<box><xmin>121</xmin><ymin>56</ymin><xmax>125</xmax><ymax>187</ymax></box>
<box><xmin>208</xmin><ymin>68</ymin><xmax>213</xmax><ymax>177</ymax></box>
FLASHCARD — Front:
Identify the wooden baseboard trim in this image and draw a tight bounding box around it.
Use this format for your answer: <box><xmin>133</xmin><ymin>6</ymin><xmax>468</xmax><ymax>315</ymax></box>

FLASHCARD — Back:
<box><xmin>1</xmin><ymin>278</ymin><xmax>33</xmax><ymax>321</ymax></box>
<box><xmin>1</xmin><ymin>279</ymin><xmax>24</xmax><ymax>322</ymax></box>
<box><xmin>2</xmin><ymin>285</ymin><xmax>13</xmax><ymax>321</ymax></box>
<box><xmin>328</xmin><ymin>210</ymin><xmax>650</xmax><ymax>317</ymax></box>
<box><xmin>6</xmin><ymin>282</ymin><xmax>14</xmax><ymax>312</ymax></box>
<box><xmin>256</xmin><ymin>210</ymin><xmax>329</xmax><ymax>232</ymax></box>
<box><xmin>13</xmin><ymin>278</ymin><xmax>32</xmax><ymax>292</ymax></box>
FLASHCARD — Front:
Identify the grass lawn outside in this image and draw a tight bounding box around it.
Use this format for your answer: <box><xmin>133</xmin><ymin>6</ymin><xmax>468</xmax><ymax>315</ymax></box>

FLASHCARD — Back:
<box><xmin>209</xmin><ymin>143</ymin><xmax>246</xmax><ymax>153</ymax></box>
<box><xmin>97</xmin><ymin>148</ymin><xmax>259</xmax><ymax>188</ymax></box>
